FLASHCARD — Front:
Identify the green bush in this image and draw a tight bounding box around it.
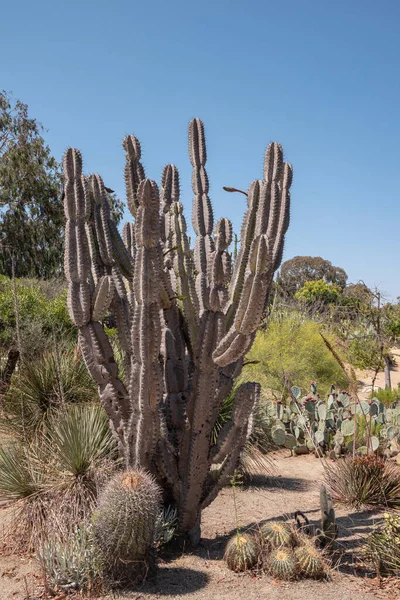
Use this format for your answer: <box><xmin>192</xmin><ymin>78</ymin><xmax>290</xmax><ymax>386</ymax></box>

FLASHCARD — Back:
<box><xmin>0</xmin><ymin>275</ymin><xmax>75</xmax><ymax>357</ymax></box>
<box><xmin>371</xmin><ymin>386</ymin><xmax>400</xmax><ymax>406</ymax></box>
<box><xmin>242</xmin><ymin>312</ymin><xmax>348</xmax><ymax>399</ymax></box>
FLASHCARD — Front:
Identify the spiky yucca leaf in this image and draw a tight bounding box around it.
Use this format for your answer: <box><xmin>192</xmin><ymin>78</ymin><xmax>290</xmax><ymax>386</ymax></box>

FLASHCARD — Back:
<box><xmin>1</xmin><ymin>349</ymin><xmax>96</xmax><ymax>436</ymax></box>
<box><xmin>325</xmin><ymin>456</ymin><xmax>400</xmax><ymax>510</ymax></box>
<box><xmin>0</xmin><ymin>444</ymin><xmax>41</xmax><ymax>501</ymax></box>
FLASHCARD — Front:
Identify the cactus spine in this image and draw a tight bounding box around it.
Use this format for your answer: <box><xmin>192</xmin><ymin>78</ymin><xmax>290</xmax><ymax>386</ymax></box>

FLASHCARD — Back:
<box><xmin>63</xmin><ymin>119</ymin><xmax>292</xmax><ymax>538</ymax></box>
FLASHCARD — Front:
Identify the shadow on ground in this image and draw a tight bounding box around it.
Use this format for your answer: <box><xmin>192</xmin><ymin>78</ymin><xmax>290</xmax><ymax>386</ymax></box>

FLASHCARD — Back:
<box><xmin>116</xmin><ymin>567</ymin><xmax>210</xmax><ymax>596</ymax></box>
<box><xmin>244</xmin><ymin>474</ymin><xmax>311</xmax><ymax>492</ymax></box>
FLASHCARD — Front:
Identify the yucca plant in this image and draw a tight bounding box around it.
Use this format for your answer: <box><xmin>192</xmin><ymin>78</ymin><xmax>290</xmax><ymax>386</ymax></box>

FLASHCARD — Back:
<box><xmin>0</xmin><ymin>443</ymin><xmax>48</xmax><ymax>550</ymax></box>
<box><xmin>0</xmin><ymin>404</ymin><xmax>117</xmax><ymax>551</ymax></box>
<box><xmin>44</xmin><ymin>404</ymin><xmax>117</xmax><ymax>520</ymax></box>
<box><xmin>1</xmin><ymin>348</ymin><xmax>97</xmax><ymax>437</ymax></box>
<box><xmin>325</xmin><ymin>455</ymin><xmax>400</xmax><ymax>510</ymax></box>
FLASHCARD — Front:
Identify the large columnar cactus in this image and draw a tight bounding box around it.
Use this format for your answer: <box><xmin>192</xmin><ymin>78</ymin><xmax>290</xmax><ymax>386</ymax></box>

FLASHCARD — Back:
<box><xmin>63</xmin><ymin>119</ymin><xmax>292</xmax><ymax>538</ymax></box>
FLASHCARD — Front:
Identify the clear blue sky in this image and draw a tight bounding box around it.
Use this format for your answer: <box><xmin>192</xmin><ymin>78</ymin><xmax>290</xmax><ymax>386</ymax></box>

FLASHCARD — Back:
<box><xmin>2</xmin><ymin>0</ymin><xmax>399</xmax><ymax>298</ymax></box>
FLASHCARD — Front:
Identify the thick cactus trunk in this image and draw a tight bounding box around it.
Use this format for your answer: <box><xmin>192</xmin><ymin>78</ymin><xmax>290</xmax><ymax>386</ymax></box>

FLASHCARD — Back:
<box><xmin>63</xmin><ymin>119</ymin><xmax>293</xmax><ymax>537</ymax></box>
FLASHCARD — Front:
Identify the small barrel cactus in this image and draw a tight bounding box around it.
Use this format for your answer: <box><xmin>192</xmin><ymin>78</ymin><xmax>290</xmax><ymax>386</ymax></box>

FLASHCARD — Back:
<box><xmin>93</xmin><ymin>469</ymin><xmax>162</xmax><ymax>581</ymax></box>
<box><xmin>268</xmin><ymin>547</ymin><xmax>298</xmax><ymax>580</ymax></box>
<box><xmin>224</xmin><ymin>533</ymin><xmax>259</xmax><ymax>572</ymax></box>
<box><xmin>295</xmin><ymin>543</ymin><xmax>325</xmax><ymax>579</ymax></box>
<box><xmin>260</xmin><ymin>521</ymin><xmax>296</xmax><ymax>548</ymax></box>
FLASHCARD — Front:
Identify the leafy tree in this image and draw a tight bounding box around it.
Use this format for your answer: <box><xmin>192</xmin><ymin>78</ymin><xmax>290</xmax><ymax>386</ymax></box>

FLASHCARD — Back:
<box><xmin>0</xmin><ymin>91</ymin><xmax>123</xmax><ymax>278</ymax></box>
<box><xmin>343</xmin><ymin>287</ymin><xmax>400</xmax><ymax>389</ymax></box>
<box><xmin>278</xmin><ymin>256</ymin><xmax>347</xmax><ymax>297</ymax></box>
<box><xmin>0</xmin><ymin>91</ymin><xmax>62</xmax><ymax>278</ymax></box>
<box><xmin>242</xmin><ymin>311</ymin><xmax>348</xmax><ymax>399</ymax></box>
<box><xmin>295</xmin><ymin>279</ymin><xmax>341</xmax><ymax>305</ymax></box>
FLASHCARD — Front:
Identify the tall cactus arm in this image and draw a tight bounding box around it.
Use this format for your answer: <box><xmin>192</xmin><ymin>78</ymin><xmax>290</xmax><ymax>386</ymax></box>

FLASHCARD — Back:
<box><xmin>162</xmin><ymin>164</ymin><xmax>199</xmax><ymax>347</ymax></box>
<box><xmin>123</xmin><ymin>134</ymin><xmax>146</xmax><ymax>218</ymax></box>
<box><xmin>201</xmin><ymin>382</ymin><xmax>260</xmax><ymax>509</ymax></box>
<box><xmin>189</xmin><ymin>119</ymin><xmax>215</xmax><ymax>314</ymax></box>
<box><xmin>208</xmin><ymin>218</ymin><xmax>232</xmax><ymax>313</ymax></box>
<box><xmin>213</xmin><ymin>144</ymin><xmax>292</xmax><ymax>367</ymax></box>
<box><xmin>126</xmin><ymin>179</ymin><xmax>164</xmax><ymax>469</ymax></box>
<box><xmin>89</xmin><ymin>174</ymin><xmax>133</xmax><ymax>376</ymax></box>
<box><xmin>63</xmin><ymin>149</ymin><xmax>130</xmax><ymax>444</ymax></box>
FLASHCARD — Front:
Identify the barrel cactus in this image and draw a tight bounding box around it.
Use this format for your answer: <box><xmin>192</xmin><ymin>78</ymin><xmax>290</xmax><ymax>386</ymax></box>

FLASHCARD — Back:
<box><xmin>295</xmin><ymin>543</ymin><xmax>325</xmax><ymax>578</ymax></box>
<box><xmin>224</xmin><ymin>533</ymin><xmax>260</xmax><ymax>572</ymax></box>
<box><xmin>93</xmin><ymin>469</ymin><xmax>162</xmax><ymax>581</ymax></box>
<box><xmin>260</xmin><ymin>521</ymin><xmax>296</xmax><ymax>549</ymax></box>
<box><xmin>267</xmin><ymin>547</ymin><xmax>298</xmax><ymax>580</ymax></box>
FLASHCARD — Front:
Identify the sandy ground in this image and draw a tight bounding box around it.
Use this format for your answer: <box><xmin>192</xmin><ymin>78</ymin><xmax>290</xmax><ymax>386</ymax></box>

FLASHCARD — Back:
<box><xmin>356</xmin><ymin>347</ymin><xmax>400</xmax><ymax>401</ymax></box>
<box><xmin>1</xmin><ymin>452</ymin><xmax>398</xmax><ymax>600</ymax></box>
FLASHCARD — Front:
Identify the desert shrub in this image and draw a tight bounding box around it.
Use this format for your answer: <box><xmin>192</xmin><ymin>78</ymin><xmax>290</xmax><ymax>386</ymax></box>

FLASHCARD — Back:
<box><xmin>325</xmin><ymin>455</ymin><xmax>400</xmax><ymax>510</ymax></box>
<box><xmin>37</xmin><ymin>521</ymin><xmax>103</xmax><ymax>594</ymax></box>
<box><xmin>371</xmin><ymin>386</ymin><xmax>400</xmax><ymax>406</ymax></box>
<box><xmin>1</xmin><ymin>348</ymin><xmax>97</xmax><ymax>437</ymax></box>
<box><xmin>363</xmin><ymin>513</ymin><xmax>400</xmax><ymax>575</ymax></box>
<box><xmin>0</xmin><ymin>275</ymin><xmax>74</xmax><ymax>357</ymax></box>
<box><xmin>242</xmin><ymin>312</ymin><xmax>348</xmax><ymax>399</ymax></box>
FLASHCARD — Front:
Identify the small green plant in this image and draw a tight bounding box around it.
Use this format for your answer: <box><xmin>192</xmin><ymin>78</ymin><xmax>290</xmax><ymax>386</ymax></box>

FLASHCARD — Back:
<box><xmin>1</xmin><ymin>349</ymin><xmax>97</xmax><ymax>437</ymax></box>
<box><xmin>37</xmin><ymin>522</ymin><xmax>103</xmax><ymax>594</ymax></box>
<box><xmin>363</xmin><ymin>512</ymin><xmax>400</xmax><ymax>575</ymax></box>
<box><xmin>371</xmin><ymin>386</ymin><xmax>400</xmax><ymax>406</ymax></box>
<box><xmin>325</xmin><ymin>455</ymin><xmax>400</xmax><ymax>510</ymax></box>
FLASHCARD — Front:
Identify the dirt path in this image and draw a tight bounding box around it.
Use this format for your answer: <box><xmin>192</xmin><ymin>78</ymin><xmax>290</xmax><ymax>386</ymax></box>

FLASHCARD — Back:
<box><xmin>357</xmin><ymin>347</ymin><xmax>400</xmax><ymax>401</ymax></box>
<box><xmin>2</xmin><ymin>452</ymin><xmax>396</xmax><ymax>600</ymax></box>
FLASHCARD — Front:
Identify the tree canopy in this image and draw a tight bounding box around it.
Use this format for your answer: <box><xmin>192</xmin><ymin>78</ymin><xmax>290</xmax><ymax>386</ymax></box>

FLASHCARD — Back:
<box><xmin>0</xmin><ymin>91</ymin><xmax>62</xmax><ymax>278</ymax></box>
<box><xmin>0</xmin><ymin>91</ymin><xmax>124</xmax><ymax>279</ymax></box>
<box><xmin>278</xmin><ymin>256</ymin><xmax>348</xmax><ymax>297</ymax></box>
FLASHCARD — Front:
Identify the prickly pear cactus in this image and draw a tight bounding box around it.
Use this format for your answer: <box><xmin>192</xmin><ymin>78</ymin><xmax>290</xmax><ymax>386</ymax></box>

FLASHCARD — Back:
<box><xmin>295</xmin><ymin>543</ymin><xmax>325</xmax><ymax>578</ymax></box>
<box><xmin>224</xmin><ymin>533</ymin><xmax>259</xmax><ymax>572</ymax></box>
<box><xmin>63</xmin><ymin>119</ymin><xmax>293</xmax><ymax>537</ymax></box>
<box><xmin>267</xmin><ymin>547</ymin><xmax>298</xmax><ymax>580</ymax></box>
<box><xmin>93</xmin><ymin>469</ymin><xmax>162</xmax><ymax>580</ymax></box>
<box><xmin>260</xmin><ymin>521</ymin><xmax>296</xmax><ymax>548</ymax></box>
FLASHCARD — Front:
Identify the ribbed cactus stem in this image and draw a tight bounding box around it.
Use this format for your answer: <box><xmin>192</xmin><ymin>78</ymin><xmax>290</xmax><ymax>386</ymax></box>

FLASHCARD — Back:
<box><xmin>63</xmin><ymin>118</ymin><xmax>292</xmax><ymax>539</ymax></box>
